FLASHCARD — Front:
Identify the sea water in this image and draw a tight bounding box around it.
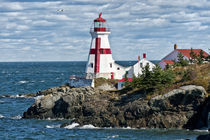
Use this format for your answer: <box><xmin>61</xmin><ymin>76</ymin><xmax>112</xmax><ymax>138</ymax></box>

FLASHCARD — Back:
<box><xmin>0</xmin><ymin>61</ymin><xmax>208</xmax><ymax>140</ymax></box>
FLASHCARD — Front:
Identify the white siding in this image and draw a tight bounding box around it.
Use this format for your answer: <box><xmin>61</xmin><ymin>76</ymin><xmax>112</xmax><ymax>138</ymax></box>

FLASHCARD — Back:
<box><xmin>130</xmin><ymin>59</ymin><xmax>155</xmax><ymax>77</ymax></box>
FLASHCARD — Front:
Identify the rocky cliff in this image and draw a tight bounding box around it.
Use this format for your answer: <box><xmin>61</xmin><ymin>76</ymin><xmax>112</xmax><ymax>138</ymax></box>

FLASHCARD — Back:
<box><xmin>23</xmin><ymin>85</ymin><xmax>209</xmax><ymax>129</ymax></box>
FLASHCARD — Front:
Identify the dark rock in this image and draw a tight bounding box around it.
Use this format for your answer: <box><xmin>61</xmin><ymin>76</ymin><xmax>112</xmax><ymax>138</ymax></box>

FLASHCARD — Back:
<box><xmin>197</xmin><ymin>134</ymin><xmax>210</xmax><ymax>140</ymax></box>
<box><xmin>23</xmin><ymin>85</ymin><xmax>209</xmax><ymax>129</ymax></box>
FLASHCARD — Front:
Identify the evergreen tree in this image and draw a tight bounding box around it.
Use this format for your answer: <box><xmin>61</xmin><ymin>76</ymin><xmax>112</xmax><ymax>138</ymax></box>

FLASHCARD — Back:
<box><xmin>199</xmin><ymin>50</ymin><xmax>204</xmax><ymax>59</ymax></box>
<box><xmin>189</xmin><ymin>48</ymin><xmax>196</xmax><ymax>63</ymax></box>
<box><xmin>197</xmin><ymin>50</ymin><xmax>204</xmax><ymax>64</ymax></box>
<box><xmin>129</xmin><ymin>64</ymin><xmax>175</xmax><ymax>94</ymax></box>
<box><xmin>177</xmin><ymin>52</ymin><xmax>189</xmax><ymax>66</ymax></box>
<box><xmin>165</xmin><ymin>63</ymin><xmax>170</xmax><ymax>70</ymax></box>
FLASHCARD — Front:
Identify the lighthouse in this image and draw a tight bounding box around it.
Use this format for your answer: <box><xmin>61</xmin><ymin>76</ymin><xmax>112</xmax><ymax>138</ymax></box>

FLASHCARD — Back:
<box><xmin>86</xmin><ymin>13</ymin><xmax>116</xmax><ymax>79</ymax></box>
<box><xmin>85</xmin><ymin>13</ymin><xmax>155</xmax><ymax>81</ymax></box>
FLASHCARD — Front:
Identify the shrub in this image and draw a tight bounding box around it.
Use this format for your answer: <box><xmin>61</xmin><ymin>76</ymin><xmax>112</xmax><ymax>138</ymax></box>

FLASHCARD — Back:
<box><xmin>192</xmin><ymin>78</ymin><xmax>209</xmax><ymax>91</ymax></box>
<box><xmin>181</xmin><ymin>69</ymin><xmax>197</xmax><ymax>82</ymax></box>
<box><xmin>128</xmin><ymin>64</ymin><xmax>175</xmax><ymax>94</ymax></box>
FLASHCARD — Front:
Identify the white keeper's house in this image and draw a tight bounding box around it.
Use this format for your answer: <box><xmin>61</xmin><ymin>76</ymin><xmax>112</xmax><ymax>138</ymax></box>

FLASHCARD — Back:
<box><xmin>85</xmin><ymin>13</ymin><xmax>155</xmax><ymax>81</ymax></box>
<box><xmin>159</xmin><ymin>44</ymin><xmax>209</xmax><ymax>69</ymax></box>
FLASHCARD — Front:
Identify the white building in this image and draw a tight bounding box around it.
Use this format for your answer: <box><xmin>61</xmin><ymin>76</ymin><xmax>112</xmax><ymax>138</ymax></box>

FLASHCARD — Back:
<box><xmin>127</xmin><ymin>53</ymin><xmax>156</xmax><ymax>78</ymax></box>
<box><xmin>117</xmin><ymin>54</ymin><xmax>156</xmax><ymax>90</ymax></box>
<box><xmin>159</xmin><ymin>44</ymin><xmax>209</xmax><ymax>69</ymax></box>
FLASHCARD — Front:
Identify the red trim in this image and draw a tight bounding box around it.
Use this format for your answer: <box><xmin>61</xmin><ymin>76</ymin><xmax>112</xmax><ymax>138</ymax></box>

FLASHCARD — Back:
<box><xmin>90</xmin><ymin>48</ymin><xmax>111</xmax><ymax>54</ymax></box>
<box><xmin>95</xmin><ymin>38</ymin><xmax>101</xmax><ymax>73</ymax></box>
<box><xmin>143</xmin><ymin>53</ymin><xmax>146</xmax><ymax>58</ymax></box>
<box><xmin>94</xmin><ymin>27</ymin><xmax>106</xmax><ymax>32</ymax></box>
<box><xmin>111</xmin><ymin>72</ymin><xmax>114</xmax><ymax>79</ymax></box>
<box><xmin>119</xmin><ymin>78</ymin><xmax>133</xmax><ymax>82</ymax></box>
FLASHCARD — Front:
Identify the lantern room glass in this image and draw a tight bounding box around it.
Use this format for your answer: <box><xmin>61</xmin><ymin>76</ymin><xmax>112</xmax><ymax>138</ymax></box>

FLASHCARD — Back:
<box><xmin>94</xmin><ymin>22</ymin><xmax>105</xmax><ymax>28</ymax></box>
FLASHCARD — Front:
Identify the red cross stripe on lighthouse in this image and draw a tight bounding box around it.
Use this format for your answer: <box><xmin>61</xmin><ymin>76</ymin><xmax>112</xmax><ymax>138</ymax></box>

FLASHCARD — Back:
<box><xmin>89</xmin><ymin>37</ymin><xmax>111</xmax><ymax>73</ymax></box>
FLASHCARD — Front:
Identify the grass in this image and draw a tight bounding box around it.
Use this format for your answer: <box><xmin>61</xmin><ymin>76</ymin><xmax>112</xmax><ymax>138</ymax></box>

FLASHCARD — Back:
<box><xmin>94</xmin><ymin>78</ymin><xmax>118</xmax><ymax>88</ymax></box>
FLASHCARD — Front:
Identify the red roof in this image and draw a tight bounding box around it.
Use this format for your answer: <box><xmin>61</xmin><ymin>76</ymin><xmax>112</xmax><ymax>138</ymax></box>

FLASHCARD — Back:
<box><xmin>163</xmin><ymin>60</ymin><xmax>174</xmax><ymax>64</ymax></box>
<box><xmin>119</xmin><ymin>78</ymin><xmax>133</xmax><ymax>82</ymax></box>
<box><xmin>176</xmin><ymin>49</ymin><xmax>209</xmax><ymax>58</ymax></box>
<box><xmin>94</xmin><ymin>13</ymin><xmax>106</xmax><ymax>22</ymax></box>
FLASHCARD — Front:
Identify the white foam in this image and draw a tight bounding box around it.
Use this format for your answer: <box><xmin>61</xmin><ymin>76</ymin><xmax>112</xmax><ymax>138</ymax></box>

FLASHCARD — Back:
<box><xmin>193</xmin><ymin>129</ymin><xmax>209</xmax><ymax>132</ymax></box>
<box><xmin>0</xmin><ymin>100</ymin><xmax>4</xmax><ymax>103</ymax></box>
<box><xmin>107</xmin><ymin>135</ymin><xmax>119</xmax><ymax>139</ymax></box>
<box><xmin>46</xmin><ymin>124</ymin><xmax>61</xmax><ymax>129</ymax></box>
<box><xmin>40</xmin><ymin>80</ymin><xmax>45</xmax><ymax>83</ymax></box>
<box><xmin>80</xmin><ymin>124</ymin><xmax>98</xmax><ymax>129</ymax></box>
<box><xmin>18</xmin><ymin>81</ymin><xmax>28</xmax><ymax>84</ymax></box>
<box><xmin>34</xmin><ymin>95</ymin><xmax>44</xmax><ymax>100</ymax></box>
<box><xmin>10</xmin><ymin>94</ymin><xmax>26</xmax><ymax>98</ymax></box>
<box><xmin>11</xmin><ymin>115</ymin><xmax>22</xmax><ymax>119</ymax></box>
<box><xmin>121</xmin><ymin>126</ymin><xmax>136</xmax><ymax>130</ymax></box>
<box><xmin>64</xmin><ymin>123</ymin><xmax>79</xmax><ymax>129</ymax></box>
<box><xmin>46</xmin><ymin>117</ymin><xmax>65</xmax><ymax>120</ymax></box>
<box><xmin>0</xmin><ymin>114</ymin><xmax>5</xmax><ymax>118</ymax></box>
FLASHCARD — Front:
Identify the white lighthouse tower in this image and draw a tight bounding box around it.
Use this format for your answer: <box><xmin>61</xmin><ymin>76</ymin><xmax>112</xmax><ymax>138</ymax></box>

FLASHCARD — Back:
<box><xmin>86</xmin><ymin>13</ymin><xmax>116</xmax><ymax>79</ymax></box>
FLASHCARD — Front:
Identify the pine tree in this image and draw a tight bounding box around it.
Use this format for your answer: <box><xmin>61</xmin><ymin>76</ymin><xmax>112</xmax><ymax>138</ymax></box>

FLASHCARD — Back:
<box><xmin>189</xmin><ymin>48</ymin><xmax>196</xmax><ymax>63</ymax></box>
<box><xmin>165</xmin><ymin>63</ymin><xmax>170</xmax><ymax>70</ymax></box>
<box><xmin>177</xmin><ymin>52</ymin><xmax>189</xmax><ymax>66</ymax></box>
<box><xmin>197</xmin><ymin>50</ymin><xmax>204</xmax><ymax>64</ymax></box>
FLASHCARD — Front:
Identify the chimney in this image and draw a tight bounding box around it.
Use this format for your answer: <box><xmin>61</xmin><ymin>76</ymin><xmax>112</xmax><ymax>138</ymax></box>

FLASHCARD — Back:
<box><xmin>143</xmin><ymin>53</ymin><xmax>146</xmax><ymax>59</ymax></box>
<box><xmin>138</xmin><ymin>56</ymin><xmax>140</xmax><ymax>61</ymax></box>
<box><xmin>174</xmin><ymin>44</ymin><xmax>177</xmax><ymax>50</ymax></box>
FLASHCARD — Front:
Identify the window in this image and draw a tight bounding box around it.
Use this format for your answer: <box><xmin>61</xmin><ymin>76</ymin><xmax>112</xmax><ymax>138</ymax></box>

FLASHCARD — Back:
<box><xmin>110</xmin><ymin>63</ymin><xmax>112</xmax><ymax>68</ymax></box>
<box><xmin>140</xmin><ymin>63</ymin><xmax>143</xmax><ymax>67</ymax></box>
<box><xmin>90</xmin><ymin>63</ymin><xmax>93</xmax><ymax>68</ymax></box>
<box><xmin>126</xmin><ymin>71</ymin><xmax>128</xmax><ymax>75</ymax></box>
<box><xmin>147</xmin><ymin>63</ymin><xmax>149</xmax><ymax>66</ymax></box>
<box><xmin>117</xmin><ymin>67</ymin><xmax>120</xmax><ymax>70</ymax></box>
<box><xmin>100</xmin><ymin>50</ymin><xmax>103</xmax><ymax>54</ymax></box>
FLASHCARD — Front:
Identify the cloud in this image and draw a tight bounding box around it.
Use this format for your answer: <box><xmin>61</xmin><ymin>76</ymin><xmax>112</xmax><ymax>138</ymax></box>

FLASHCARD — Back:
<box><xmin>0</xmin><ymin>2</ymin><xmax>24</xmax><ymax>10</ymax></box>
<box><xmin>0</xmin><ymin>0</ymin><xmax>210</xmax><ymax>61</ymax></box>
<box><xmin>21</xmin><ymin>46</ymin><xmax>31</xmax><ymax>51</ymax></box>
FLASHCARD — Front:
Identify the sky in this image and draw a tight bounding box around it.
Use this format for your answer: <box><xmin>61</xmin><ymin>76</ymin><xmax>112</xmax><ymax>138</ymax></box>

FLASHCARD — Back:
<box><xmin>0</xmin><ymin>0</ymin><xmax>210</xmax><ymax>62</ymax></box>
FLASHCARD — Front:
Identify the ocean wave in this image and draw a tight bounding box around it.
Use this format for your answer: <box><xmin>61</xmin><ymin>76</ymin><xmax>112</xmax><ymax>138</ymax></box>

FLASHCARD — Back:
<box><xmin>0</xmin><ymin>100</ymin><xmax>4</xmax><ymax>103</ymax></box>
<box><xmin>0</xmin><ymin>114</ymin><xmax>5</xmax><ymax>118</ymax></box>
<box><xmin>64</xmin><ymin>123</ymin><xmax>79</xmax><ymax>129</ymax></box>
<box><xmin>34</xmin><ymin>95</ymin><xmax>44</xmax><ymax>100</ymax></box>
<box><xmin>18</xmin><ymin>81</ymin><xmax>28</xmax><ymax>84</ymax></box>
<box><xmin>121</xmin><ymin>126</ymin><xmax>136</xmax><ymax>129</ymax></box>
<box><xmin>45</xmin><ymin>124</ymin><xmax>61</xmax><ymax>129</ymax></box>
<box><xmin>107</xmin><ymin>135</ymin><xmax>119</xmax><ymax>139</ymax></box>
<box><xmin>11</xmin><ymin>115</ymin><xmax>22</xmax><ymax>120</ymax></box>
<box><xmin>80</xmin><ymin>124</ymin><xmax>99</xmax><ymax>129</ymax></box>
<box><xmin>46</xmin><ymin>117</ymin><xmax>65</xmax><ymax>120</ymax></box>
<box><xmin>193</xmin><ymin>129</ymin><xmax>209</xmax><ymax>133</ymax></box>
<box><xmin>40</xmin><ymin>80</ymin><xmax>45</xmax><ymax>83</ymax></box>
<box><xmin>10</xmin><ymin>94</ymin><xmax>26</xmax><ymax>98</ymax></box>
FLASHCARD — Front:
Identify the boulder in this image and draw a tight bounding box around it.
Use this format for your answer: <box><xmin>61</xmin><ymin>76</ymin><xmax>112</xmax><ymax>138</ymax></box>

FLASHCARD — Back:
<box><xmin>23</xmin><ymin>85</ymin><xmax>209</xmax><ymax>129</ymax></box>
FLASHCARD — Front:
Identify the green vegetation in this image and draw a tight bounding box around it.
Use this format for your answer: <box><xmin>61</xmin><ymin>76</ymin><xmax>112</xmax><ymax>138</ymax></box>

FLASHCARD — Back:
<box><xmin>126</xmin><ymin>64</ymin><xmax>175</xmax><ymax>95</ymax></box>
<box><xmin>173</xmin><ymin>49</ymin><xmax>207</xmax><ymax>67</ymax></box>
<box><xmin>174</xmin><ymin>52</ymin><xmax>189</xmax><ymax>67</ymax></box>
<box><xmin>123</xmin><ymin>62</ymin><xmax>210</xmax><ymax>99</ymax></box>
<box><xmin>94</xmin><ymin>78</ymin><xmax>118</xmax><ymax>88</ymax></box>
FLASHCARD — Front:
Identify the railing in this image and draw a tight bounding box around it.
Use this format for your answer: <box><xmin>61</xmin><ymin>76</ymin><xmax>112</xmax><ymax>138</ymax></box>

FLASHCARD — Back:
<box><xmin>90</xmin><ymin>28</ymin><xmax>111</xmax><ymax>32</ymax></box>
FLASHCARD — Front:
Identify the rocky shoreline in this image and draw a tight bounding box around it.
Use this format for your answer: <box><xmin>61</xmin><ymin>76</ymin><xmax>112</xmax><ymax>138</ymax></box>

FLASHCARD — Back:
<box><xmin>23</xmin><ymin>85</ymin><xmax>209</xmax><ymax>130</ymax></box>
